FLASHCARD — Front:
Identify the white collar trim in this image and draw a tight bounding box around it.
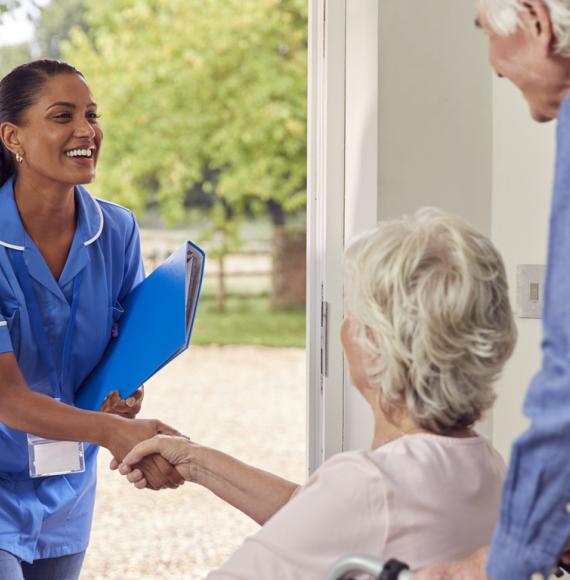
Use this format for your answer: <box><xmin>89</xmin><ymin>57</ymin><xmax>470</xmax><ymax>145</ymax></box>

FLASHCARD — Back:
<box><xmin>0</xmin><ymin>188</ymin><xmax>105</xmax><ymax>250</ymax></box>
<box><xmin>83</xmin><ymin>197</ymin><xmax>104</xmax><ymax>246</ymax></box>
<box><xmin>0</xmin><ymin>240</ymin><xmax>25</xmax><ymax>251</ymax></box>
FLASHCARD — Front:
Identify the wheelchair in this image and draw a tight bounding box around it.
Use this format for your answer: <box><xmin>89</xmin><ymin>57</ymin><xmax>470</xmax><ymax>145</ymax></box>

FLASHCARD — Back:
<box><xmin>325</xmin><ymin>554</ymin><xmax>570</xmax><ymax>580</ymax></box>
<box><xmin>325</xmin><ymin>555</ymin><xmax>413</xmax><ymax>580</ymax></box>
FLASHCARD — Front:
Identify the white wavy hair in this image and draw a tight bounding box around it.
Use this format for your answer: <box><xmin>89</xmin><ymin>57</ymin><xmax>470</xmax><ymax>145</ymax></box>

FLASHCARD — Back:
<box><xmin>478</xmin><ymin>0</ymin><xmax>570</xmax><ymax>56</ymax></box>
<box><xmin>344</xmin><ymin>208</ymin><xmax>517</xmax><ymax>434</ymax></box>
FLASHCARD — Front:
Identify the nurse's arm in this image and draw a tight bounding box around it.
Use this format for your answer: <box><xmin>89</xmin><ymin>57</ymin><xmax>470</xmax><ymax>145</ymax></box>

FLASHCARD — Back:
<box><xmin>0</xmin><ymin>352</ymin><xmax>172</xmax><ymax>462</ymax></box>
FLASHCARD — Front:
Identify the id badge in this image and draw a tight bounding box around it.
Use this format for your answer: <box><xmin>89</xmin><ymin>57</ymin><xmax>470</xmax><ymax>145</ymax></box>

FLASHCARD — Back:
<box><xmin>27</xmin><ymin>434</ymin><xmax>85</xmax><ymax>478</ymax></box>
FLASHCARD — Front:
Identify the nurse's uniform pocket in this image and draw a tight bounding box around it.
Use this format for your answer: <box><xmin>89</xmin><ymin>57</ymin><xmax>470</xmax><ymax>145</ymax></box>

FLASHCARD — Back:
<box><xmin>3</xmin><ymin>309</ymin><xmax>21</xmax><ymax>356</ymax></box>
<box><xmin>0</xmin><ymin>428</ymin><xmax>29</xmax><ymax>474</ymax></box>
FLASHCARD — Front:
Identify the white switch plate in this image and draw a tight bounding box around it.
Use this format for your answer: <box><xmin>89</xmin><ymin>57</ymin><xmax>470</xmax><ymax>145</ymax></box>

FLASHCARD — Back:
<box><xmin>517</xmin><ymin>264</ymin><xmax>546</xmax><ymax>319</ymax></box>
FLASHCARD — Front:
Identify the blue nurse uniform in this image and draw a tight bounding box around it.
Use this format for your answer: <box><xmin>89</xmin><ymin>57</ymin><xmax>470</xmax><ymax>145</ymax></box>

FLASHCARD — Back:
<box><xmin>0</xmin><ymin>175</ymin><xmax>144</xmax><ymax>562</ymax></box>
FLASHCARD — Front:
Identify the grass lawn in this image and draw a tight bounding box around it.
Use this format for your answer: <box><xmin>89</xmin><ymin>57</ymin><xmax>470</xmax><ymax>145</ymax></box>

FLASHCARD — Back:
<box><xmin>191</xmin><ymin>296</ymin><xmax>306</xmax><ymax>348</ymax></box>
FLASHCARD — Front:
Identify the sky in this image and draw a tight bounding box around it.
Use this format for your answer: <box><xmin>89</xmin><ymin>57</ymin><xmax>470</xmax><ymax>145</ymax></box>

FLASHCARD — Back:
<box><xmin>0</xmin><ymin>0</ymin><xmax>49</xmax><ymax>46</ymax></box>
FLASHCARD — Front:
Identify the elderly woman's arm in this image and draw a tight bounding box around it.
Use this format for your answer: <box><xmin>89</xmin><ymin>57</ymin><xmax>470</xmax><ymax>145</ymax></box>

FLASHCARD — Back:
<box><xmin>120</xmin><ymin>435</ymin><xmax>300</xmax><ymax>525</ymax></box>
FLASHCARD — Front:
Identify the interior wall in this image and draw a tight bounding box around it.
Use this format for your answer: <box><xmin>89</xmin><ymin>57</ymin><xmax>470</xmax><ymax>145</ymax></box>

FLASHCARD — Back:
<box><xmin>490</xmin><ymin>79</ymin><xmax>555</xmax><ymax>461</ymax></box>
<box><xmin>367</xmin><ymin>0</ymin><xmax>493</xmax><ymax>448</ymax></box>
<box><xmin>372</xmin><ymin>3</ymin><xmax>555</xmax><ymax>461</ymax></box>
<box><xmin>377</xmin><ymin>0</ymin><xmax>492</xmax><ymax>234</ymax></box>
<box><xmin>343</xmin><ymin>0</ymin><xmax>379</xmax><ymax>451</ymax></box>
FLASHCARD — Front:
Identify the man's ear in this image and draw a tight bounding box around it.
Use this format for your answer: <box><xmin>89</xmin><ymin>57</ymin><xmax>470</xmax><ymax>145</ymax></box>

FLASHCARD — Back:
<box><xmin>519</xmin><ymin>0</ymin><xmax>556</xmax><ymax>55</ymax></box>
<box><xmin>0</xmin><ymin>123</ymin><xmax>24</xmax><ymax>157</ymax></box>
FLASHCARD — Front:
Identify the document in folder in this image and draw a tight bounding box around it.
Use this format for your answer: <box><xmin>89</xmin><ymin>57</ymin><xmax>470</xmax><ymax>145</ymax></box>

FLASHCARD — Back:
<box><xmin>75</xmin><ymin>241</ymin><xmax>205</xmax><ymax>411</ymax></box>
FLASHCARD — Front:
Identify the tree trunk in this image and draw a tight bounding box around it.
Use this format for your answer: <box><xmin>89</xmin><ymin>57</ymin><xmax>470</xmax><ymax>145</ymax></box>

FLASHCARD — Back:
<box><xmin>271</xmin><ymin>227</ymin><xmax>306</xmax><ymax>307</ymax></box>
<box><xmin>217</xmin><ymin>253</ymin><xmax>226</xmax><ymax>312</ymax></box>
<box><xmin>267</xmin><ymin>201</ymin><xmax>306</xmax><ymax>307</ymax></box>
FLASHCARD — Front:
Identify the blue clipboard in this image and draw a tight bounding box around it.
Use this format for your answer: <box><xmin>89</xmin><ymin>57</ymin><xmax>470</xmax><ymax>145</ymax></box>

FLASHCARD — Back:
<box><xmin>75</xmin><ymin>241</ymin><xmax>205</xmax><ymax>411</ymax></box>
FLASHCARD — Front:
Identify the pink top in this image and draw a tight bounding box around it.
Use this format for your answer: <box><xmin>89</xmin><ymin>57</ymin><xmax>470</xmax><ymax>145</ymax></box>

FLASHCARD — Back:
<box><xmin>208</xmin><ymin>433</ymin><xmax>506</xmax><ymax>579</ymax></box>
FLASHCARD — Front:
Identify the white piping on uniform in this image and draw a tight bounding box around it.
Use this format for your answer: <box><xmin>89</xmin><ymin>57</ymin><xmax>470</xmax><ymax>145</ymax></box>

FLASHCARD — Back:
<box><xmin>84</xmin><ymin>197</ymin><xmax>104</xmax><ymax>246</ymax></box>
<box><xmin>0</xmin><ymin>321</ymin><xmax>6</xmax><ymax>327</ymax></box>
<box><xmin>0</xmin><ymin>240</ymin><xmax>25</xmax><ymax>251</ymax></box>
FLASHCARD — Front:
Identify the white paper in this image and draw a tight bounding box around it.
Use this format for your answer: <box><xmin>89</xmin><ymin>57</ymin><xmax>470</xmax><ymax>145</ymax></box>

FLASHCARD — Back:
<box><xmin>33</xmin><ymin>441</ymin><xmax>82</xmax><ymax>476</ymax></box>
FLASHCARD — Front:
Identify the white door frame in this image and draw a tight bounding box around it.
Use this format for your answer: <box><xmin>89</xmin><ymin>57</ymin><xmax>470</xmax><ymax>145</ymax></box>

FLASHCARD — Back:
<box><xmin>307</xmin><ymin>0</ymin><xmax>346</xmax><ymax>473</ymax></box>
<box><xmin>307</xmin><ymin>0</ymin><xmax>379</xmax><ymax>472</ymax></box>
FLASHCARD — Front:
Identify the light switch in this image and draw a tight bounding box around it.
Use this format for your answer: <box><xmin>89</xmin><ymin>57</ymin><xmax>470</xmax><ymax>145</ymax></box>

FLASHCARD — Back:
<box><xmin>517</xmin><ymin>265</ymin><xmax>546</xmax><ymax>319</ymax></box>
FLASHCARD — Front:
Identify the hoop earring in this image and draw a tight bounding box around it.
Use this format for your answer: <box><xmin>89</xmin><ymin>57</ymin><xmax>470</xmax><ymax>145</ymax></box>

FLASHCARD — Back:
<box><xmin>15</xmin><ymin>153</ymin><xmax>23</xmax><ymax>164</ymax></box>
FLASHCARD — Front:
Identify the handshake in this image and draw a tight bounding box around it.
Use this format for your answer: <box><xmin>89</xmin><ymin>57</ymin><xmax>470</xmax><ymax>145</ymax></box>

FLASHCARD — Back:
<box><xmin>99</xmin><ymin>389</ymin><xmax>194</xmax><ymax>491</ymax></box>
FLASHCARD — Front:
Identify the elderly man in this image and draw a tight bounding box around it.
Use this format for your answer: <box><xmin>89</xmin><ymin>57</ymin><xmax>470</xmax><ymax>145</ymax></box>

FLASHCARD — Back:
<box><xmin>417</xmin><ymin>1</ymin><xmax>570</xmax><ymax>579</ymax></box>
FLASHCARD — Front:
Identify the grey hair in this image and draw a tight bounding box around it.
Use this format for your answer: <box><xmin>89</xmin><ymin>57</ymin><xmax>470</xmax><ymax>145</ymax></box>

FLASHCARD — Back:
<box><xmin>344</xmin><ymin>208</ymin><xmax>517</xmax><ymax>434</ymax></box>
<box><xmin>478</xmin><ymin>0</ymin><xmax>570</xmax><ymax>57</ymax></box>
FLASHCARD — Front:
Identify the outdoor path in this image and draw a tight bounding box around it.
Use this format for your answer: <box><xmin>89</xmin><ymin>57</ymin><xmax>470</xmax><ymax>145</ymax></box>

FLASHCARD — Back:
<box><xmin>81</xmin><ymin>346</ymin><xmax>306</xmax><ymax>580</ymax></box>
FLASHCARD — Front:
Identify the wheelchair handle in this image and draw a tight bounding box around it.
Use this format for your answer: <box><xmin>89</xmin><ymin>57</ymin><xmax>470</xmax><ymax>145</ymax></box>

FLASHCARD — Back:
<box><xmin>325</xmin><ymin>555</ymin><xmax>413</xmax><ymax>580</ymax></box>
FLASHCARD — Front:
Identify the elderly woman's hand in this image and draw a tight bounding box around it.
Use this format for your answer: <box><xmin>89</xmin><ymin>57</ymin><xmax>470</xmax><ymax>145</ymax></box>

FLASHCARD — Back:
<box><xmin>117</xmin><ymin>434</ymin><xmax>196</xmax><ymax>489</ymax></box>
<box><xmin>105</xmin><ymin>417</ymin><xmax>186</xmax><ymax>491</ymax></box>
<box><xmin>100</xmin><ymin>387</ymin><xmax>144</xmax><ymax>419</ymax></box>
<box><xmin>117</xmin><ymin>435</ymin><xmax>299</xmax><ymax>524</ymax></box>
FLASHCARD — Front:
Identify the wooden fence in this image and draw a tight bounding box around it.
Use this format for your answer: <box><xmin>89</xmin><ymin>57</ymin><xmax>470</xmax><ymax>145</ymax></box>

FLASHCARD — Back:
<box><xmin>143</xmin><ymin>244</ymin><xmax>273</xmax><ymax>311</ymax></box>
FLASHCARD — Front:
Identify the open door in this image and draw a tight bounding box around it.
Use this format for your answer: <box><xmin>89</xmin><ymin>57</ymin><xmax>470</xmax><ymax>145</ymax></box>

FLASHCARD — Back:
<box><xmin>307</xmin><ymin>0</ymin><xmax>379</xmax><ymax>472</ymax></box>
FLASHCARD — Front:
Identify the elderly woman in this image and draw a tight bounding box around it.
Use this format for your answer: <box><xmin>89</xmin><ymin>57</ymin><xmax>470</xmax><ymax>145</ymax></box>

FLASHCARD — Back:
<box><xmin>0</xmin><ymin>60</ymin><xmax>182</xmax><ymax>580</ymax></box>
<box><xmin>120</xmin><ymin>208</ymin><xmax>517</xmax><ymax>578</ymax></box>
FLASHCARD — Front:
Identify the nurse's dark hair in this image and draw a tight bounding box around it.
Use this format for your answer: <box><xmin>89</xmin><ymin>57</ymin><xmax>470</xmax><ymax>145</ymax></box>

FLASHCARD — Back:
<box><xmin>0</xmin><ymin>60</ymin><xmax>85</xmax><ymax>187</ymax></box>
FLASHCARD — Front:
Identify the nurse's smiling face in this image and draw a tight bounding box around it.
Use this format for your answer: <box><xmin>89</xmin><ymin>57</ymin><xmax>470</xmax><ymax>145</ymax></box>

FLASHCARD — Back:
<box><xmin>13</xmin><ymin>73</ymin><xmax>103</xmax><ymax>187</ymax></box>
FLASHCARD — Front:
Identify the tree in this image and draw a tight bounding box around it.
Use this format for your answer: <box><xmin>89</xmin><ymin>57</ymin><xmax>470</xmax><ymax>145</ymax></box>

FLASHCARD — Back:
<box><xmin>63</xmin><ymin>0</ymin><xmax>307</xmax><ymax>225</ymax></box>
<box><xmin>0</xmin><ymin>0</ymin><xmax>88</xmax><ymax>82</ymax></box>
<box><xmin>34</xmin><ymin>0</ymin><xmax>87</xmax><ymax>59</ymax></box>
<box><xmin>64</xmin><ymin>0</ymin><xmax>307</xmax><ymax>308</ymax></box>
<box><xmin>0</xmin><ymin>0</ymin><xmax>30</xmax><ymax>78</ymax></box>
<box><xmin>0</xmin><ymin>0</ymin><xmax>22</xmax><ymax>21</ymax></box>
<box><xmin>0</xmin><ymin>42</ymin><xmax>32</xmax><ymax>78</ymax></box>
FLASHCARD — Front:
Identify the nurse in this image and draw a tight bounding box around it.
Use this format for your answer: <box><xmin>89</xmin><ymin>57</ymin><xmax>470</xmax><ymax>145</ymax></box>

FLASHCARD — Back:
<box><xmin>0</xmin><ymin>59</ymin><xmax>183</xmax><ymax>580</ymax></box>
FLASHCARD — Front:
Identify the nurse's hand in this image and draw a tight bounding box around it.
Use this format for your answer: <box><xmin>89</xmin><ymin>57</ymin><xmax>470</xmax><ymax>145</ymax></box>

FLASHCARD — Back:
<box><xmin>100</xmin><ymin>387</ymin><xmax>144</xmax><ymax>419</ymax></box>
<box><xmin>135</xmin><ymin>454</ymin><xmax>185</xmax><ymax>491</ymax></box>
<box><xmin>105</xmin><ymin>417</ymin><xmax>185</xmax><ymax>491</ymax></box>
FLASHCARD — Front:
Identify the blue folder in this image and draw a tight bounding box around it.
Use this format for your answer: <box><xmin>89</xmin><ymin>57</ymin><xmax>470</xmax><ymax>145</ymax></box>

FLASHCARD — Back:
<box><xmin>75</xmin><ymin>241</ymin><xmax>205</xmax><ymax>411</ymax></box>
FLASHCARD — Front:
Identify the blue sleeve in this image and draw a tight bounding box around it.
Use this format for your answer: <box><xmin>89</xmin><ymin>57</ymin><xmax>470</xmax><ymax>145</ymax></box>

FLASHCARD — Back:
<box><xmin>118</xmin><ymin>211</ymin><xmax>145</xmax><ymax>302</ymax></box>
<box><xmin>487</xmin><ymin>97</ymin><xmax>570</xmax><ymax>579</ymax></box>
<box><xmin>0</xmin><ymin>312</ymin><xmax>13</xmax><ymax>354</ymax></box>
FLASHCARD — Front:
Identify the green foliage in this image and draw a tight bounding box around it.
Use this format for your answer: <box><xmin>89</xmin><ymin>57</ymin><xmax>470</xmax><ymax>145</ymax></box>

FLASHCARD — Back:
<box><xmin>62</xmin><ymin>0</ymin><xmax>307</xmax><ymax>223</ymax></box>
<box><xmin>0</xmin><ymin>1</ymin><xmax>30</xmax><ymax>79</ymax></box>
<box><xmin>192</xmin><ymin>296</ymin><xmax>305</xmax><ymax>348</ymax></box>
<box><xmin>0</xmin><ymin>0</ymin><xmax>86</xmax><ymax>79</ymax></box>
<box><xmin>34</xmin><ymin>0</ymin><xmax>87</xmax><ymax>59</ymax></box>
<box><xmin>0</xmin><ymin>0</ymin><xmax>22</xmax><ymax>20</ymax></box>
<box><xmin>0</xmin><ymin>42</ymin><xmax>32</xmax><ymax>78</ymax></box>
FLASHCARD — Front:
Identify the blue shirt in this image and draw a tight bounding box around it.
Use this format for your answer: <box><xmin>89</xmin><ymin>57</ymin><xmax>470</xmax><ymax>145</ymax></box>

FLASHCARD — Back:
<box><xmin>487</xmin><ymin>95</ymin><xmax>570</xmax><ymax>578</ymax></box>
<box><xmin>0</xmin><ymin>176</ymin><xmax>144</xmax><ymax>562</ymax></box>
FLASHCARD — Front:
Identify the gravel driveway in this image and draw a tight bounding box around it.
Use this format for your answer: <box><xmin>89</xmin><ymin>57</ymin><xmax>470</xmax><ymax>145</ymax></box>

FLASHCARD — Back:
<box><xmin>81</xmin><ymin>346</ymin><xmax>306</xmax><ymax>580</ymax></box>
